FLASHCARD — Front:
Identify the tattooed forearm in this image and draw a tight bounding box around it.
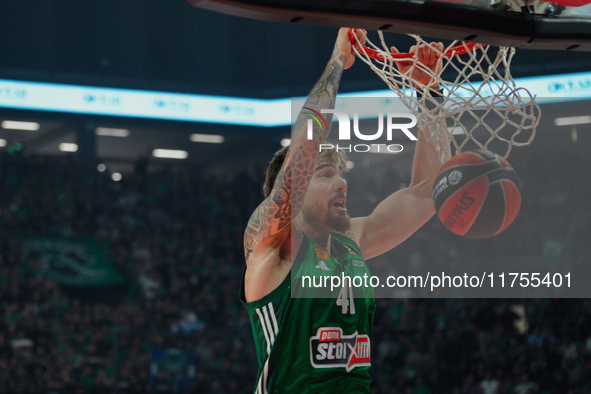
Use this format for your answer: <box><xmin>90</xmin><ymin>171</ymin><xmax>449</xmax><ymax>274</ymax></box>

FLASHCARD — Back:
<box><xmin>294</xmin><ymin>52</ymin><xmax>346</xmax><ymax>141</ymax></box>
<box><xmin>308</xmin><ymin>55</ymin><xmax>346</xmax><ymax>107</ymax></box>
<box><xmin>287</xmin><ymin>52</ymin><xmax>346</xmax><ymax>216</ymax></box>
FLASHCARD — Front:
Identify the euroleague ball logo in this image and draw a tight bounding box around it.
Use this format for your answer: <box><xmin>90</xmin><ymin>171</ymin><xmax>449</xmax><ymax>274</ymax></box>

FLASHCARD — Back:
<box><xmin>448</xmin><ymin>170</ymin><xmax>462</xmax><ymax>185</ymax></box>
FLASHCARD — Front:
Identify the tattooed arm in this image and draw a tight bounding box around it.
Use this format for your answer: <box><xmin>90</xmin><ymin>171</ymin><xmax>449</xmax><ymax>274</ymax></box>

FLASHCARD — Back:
<box><xmin>243</xmin><ymin>28</ymin><xmax>363</xmax><ymax>302</ymax></box>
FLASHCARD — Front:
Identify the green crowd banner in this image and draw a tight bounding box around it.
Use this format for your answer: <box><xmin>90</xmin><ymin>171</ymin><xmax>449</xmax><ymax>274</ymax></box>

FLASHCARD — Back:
<box><xmin>22</xmin><ymin>237</ymin><xmax>127</xmax><ymax>287</ymax></box>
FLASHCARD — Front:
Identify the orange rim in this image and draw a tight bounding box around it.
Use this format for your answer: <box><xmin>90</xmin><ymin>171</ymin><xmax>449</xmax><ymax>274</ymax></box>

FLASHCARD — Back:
<box><xmin>348</xmin><ymin>28</ymin><xmax>485</xmax><ymax>61</ymax></box>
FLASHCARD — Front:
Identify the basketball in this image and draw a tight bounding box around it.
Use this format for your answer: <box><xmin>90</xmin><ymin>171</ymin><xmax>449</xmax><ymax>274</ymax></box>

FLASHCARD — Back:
<box><xmin>432</xmin><ymin>150</ymin><xmax>521</xmax><ymax>238</ymax></box>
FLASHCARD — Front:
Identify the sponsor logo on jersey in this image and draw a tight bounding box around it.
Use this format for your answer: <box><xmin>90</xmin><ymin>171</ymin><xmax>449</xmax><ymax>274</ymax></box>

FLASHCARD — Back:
<box><xmin>315</xmin><ymin>245</ymin><xmax>329</xmax><ymax>260</ymax></box>
<box><xmin>342</xmin><ymin>244</ymin><xmax>360</xmax><ymax>257</ymax></box>
<box><xmin>309</xmin><ymin>327</ymin><xmax>371</xmax><ymax>372</ymax></box>
<box><xmin>353</xmin><ymin>260</ymin><xmax>365</xmax><ymax>267</ymax></box>
<box><xmin>315</xmin><ymin>261</ymin><xmax>330</xmax><ymax>271</ymax></box>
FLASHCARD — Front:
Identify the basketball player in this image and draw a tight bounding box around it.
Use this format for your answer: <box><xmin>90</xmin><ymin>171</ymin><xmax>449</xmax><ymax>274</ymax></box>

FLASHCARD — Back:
<box><xmin>241</xmin><ymin>28</ymin><xmax>448</xmax><ymax>393</ymax></box>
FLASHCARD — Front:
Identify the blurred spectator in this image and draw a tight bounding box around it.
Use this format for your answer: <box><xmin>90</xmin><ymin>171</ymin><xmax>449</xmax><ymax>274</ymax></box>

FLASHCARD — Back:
<box><xmin>479</xmin><ymin>371</ymin><xmax>499</xmax><ymax>394</ymax></box>
<box><xmin>0</xmin><ymin>150</ymin><xmax>589</xmax><ymax>393</ymax></box>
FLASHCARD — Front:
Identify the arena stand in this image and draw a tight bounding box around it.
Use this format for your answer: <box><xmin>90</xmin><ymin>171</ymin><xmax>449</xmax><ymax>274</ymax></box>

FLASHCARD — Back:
<box><xmin>0</xmin><ymin>150</ymin><xmax>590</xmax><ymax>393</ymax></box>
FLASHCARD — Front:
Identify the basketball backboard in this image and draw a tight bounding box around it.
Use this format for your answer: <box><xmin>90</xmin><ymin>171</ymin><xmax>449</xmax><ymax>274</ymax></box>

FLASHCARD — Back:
<box><xmin>188</xmin><ymin>0</ymin><xmax>591</xmax><ymax>51</ymax></box>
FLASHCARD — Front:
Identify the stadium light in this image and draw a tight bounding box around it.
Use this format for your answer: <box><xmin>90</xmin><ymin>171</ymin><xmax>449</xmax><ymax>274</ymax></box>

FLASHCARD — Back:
<box><xmin>95</xmin><ymin>127</ymin><xmax>129</xmax><ymax>137</ymax></box>
<box><xmin>0</xmin><ymin>139</ymin><xmax>6</xmax><ymax>147</ymax></box>
<box><xmin>190</xmin><ymin>134</ymin><xmax>224</xmax><ymax>143</ymax></box>
<box><xmin>554</xmin><ymin>116</ymin><xmax>591</xmax><ymax>126</ymax></box>
<box><xmin>59</xmin><ymin>143</ymin><xmax>78</xmax><ymax>152</ymax></box>
<box><xmin>447</xmin><ymin>126</ymin><xmax>466</xmax><ymax>135</ymax></box>
<box><xmin>280</xmin><ymin>139</ymin><xmax>291</xmax><ymax>147</ymax></box>
<box><xmin>2</xmin><ymin>120</ymin><xmax>40</xmax><ymax>131</ymax></box>
<box><xmin>152</xmin><ymin>149</ymin><xmax>188</xmax><ymax>159</ymax></box>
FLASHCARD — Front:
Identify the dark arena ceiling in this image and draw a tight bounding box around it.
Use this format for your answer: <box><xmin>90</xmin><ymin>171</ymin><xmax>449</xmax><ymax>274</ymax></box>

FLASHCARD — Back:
<box><xmin>2</xmin><ymin>0</ymin><xmax>591</xmax><ymax>98</ymax></box>
<box><xmin>0</xmin><ymin>0</ymin><xmax>590</xmax><ymax>175</ymax></box>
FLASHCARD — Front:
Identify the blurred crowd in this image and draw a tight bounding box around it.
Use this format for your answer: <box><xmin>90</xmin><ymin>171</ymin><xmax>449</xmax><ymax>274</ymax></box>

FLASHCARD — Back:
<box><xmin>0</xmin><ymin>148</ymin><xmax>589</xmax><ymax>393</ymax></box>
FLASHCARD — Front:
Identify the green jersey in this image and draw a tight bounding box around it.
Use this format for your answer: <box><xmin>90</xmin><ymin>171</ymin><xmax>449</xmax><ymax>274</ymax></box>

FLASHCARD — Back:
<box><xmin>240</xmin><ymin>232</ymin><xmax>376</xmax><ymax>393</ymax></box>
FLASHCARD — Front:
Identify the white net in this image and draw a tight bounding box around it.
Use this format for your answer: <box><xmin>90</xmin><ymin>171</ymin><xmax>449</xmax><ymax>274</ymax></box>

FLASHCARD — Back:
<box><xmin>351</xmin><ymin>30</ymin><xmax>541</xmax><ymax>160</ymax></box>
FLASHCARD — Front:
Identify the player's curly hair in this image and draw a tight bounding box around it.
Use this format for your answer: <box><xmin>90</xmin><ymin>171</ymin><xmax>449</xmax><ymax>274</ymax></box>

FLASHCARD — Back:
<box><xmin>263</xmin><ymin>146</ymin><xmax>348</xmax><ymax>198</ymax></box>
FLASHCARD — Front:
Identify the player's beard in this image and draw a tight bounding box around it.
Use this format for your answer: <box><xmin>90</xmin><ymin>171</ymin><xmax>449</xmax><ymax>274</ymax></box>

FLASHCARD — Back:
<box><xmin>325</xmin><ymin>210</ymin><xmax>351</xmax><ymax>233</ymax></box>
<box><xmin>301</xmin><ymin>201</ymin><xmax>351</xmax><ymax>233</ymax></box>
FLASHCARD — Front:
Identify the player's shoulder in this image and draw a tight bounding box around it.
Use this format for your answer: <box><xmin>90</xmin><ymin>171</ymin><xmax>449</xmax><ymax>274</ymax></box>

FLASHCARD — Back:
<box><xmin>333</xmin><ymin>229</ymin><xmax>361</xmax><ymax>251</ymax></box>
<box><xmin>334</xmin><ymin>217</ymin><xmax>366</xmax><ymax>245</ymax></box>
<box><xmin>333</xmin><ymin>229</ymin><xmax>357</xmax><ymax>243</ymax></box>
<box><xmin>332</xmin><ymin>217</ymin><xmax>369</xmax><ymax>258</ymax></box>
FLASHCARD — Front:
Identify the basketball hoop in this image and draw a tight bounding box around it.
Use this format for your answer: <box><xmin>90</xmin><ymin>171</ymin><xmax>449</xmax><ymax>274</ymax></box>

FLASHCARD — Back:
<box><xmin>349</xmin><ymin>29</ymin><xmax>541</xmax><ymax>161</ymax></box>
